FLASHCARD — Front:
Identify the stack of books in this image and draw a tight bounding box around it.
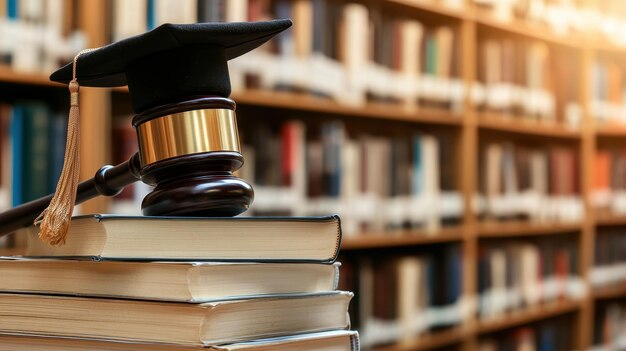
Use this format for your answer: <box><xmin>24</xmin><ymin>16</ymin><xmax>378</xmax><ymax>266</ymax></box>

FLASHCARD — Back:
<box><xmin>0</xmin><ymin>214</ymin><xmax>358</xmax><ymax>350</ymax></box>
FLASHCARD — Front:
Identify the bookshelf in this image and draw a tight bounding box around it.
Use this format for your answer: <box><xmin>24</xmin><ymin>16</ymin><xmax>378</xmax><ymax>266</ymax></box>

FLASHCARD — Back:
<box><xmin>1</xmin><ymin>0</ymin><xmax>626</xmax><ymax>350</ymax></box>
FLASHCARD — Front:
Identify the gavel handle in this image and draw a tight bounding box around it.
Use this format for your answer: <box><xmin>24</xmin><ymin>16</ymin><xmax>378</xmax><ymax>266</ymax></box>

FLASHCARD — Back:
<box><xmin>0</xmin><ymin>153</ymin><xmax>142</xmax><ymax>238</ymax></box>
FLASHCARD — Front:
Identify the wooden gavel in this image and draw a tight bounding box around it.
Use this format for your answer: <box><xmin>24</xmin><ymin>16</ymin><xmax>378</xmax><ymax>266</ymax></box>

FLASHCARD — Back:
<box><xmin>0</xmin><ymin>96</ymin><xmax>254</xmax><ymax>237</ymax></box>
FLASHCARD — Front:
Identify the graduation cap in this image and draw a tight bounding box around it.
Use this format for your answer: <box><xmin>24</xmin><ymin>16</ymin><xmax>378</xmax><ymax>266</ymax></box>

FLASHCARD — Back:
<box><xmin>30</xmin><ymin>19</ymin><xmax>292</xmax><ymax>246</ymax></box>
<box><xmin>51</xmin><ymin>19</ymin><xmax>292</xmax><ymax>112</ymax></box>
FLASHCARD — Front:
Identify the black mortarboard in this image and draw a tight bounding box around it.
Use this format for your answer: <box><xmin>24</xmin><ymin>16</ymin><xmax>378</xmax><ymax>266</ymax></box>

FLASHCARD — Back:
<box><xmin>50</xmin><ymin>19</ymin><xmax>292</xmax><ymax>113</ymax></box>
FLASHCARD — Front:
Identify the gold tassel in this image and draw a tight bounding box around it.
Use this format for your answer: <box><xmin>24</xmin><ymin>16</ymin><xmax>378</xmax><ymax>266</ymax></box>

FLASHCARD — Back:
<box><xmin>35</xmin><ymin>49</ymin><xmax>93</xmax><ymax>246</ymax></box>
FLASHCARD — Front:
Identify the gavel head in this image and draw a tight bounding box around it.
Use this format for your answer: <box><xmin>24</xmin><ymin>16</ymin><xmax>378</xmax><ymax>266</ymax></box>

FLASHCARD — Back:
<box><xmin>133</xmin><ymin>97</ymin><xmax>251</xmax><ymax>217</ymax></box>
<box><xmin>50</xmin><ymin>20</ymin><xmax>293</xmax><ymax>217</ymax></box>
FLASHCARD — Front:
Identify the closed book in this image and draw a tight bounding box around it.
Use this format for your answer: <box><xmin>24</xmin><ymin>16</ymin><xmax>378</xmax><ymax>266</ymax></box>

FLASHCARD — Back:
<box><xmin>0</xmin><ymin>330</ymin><xmax>360</xmax><ymax>351</ymax></box>
<box><xmin>0</xmin><ymin>258</ymin><xmax>340</xmax><ymax>302</ymax></box>
<box><xmin>21</xmin><ymin>102</ymin><xmax>50</xmax><ymax>202</ymax></box>
<box><xmin>10</xmin><ymin>104</ymin><xmax>24</xmax><ymax>206</ymax></box>
<box><xmin>0</xmin><ymin>292</ymin><xmax>352</xmax><ymax>346</ymax></box>
<box><xmin>23</xmin><ymin>215</ymin><xmax>341</xmax><ymax>262</ymax></box>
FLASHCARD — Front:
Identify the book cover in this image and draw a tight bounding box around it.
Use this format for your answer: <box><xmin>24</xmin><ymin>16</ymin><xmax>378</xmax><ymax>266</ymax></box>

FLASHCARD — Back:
<box><xmin>24</xmin><ymin>214</ymin><xmax>342</xmax><ymax>262</ymax></box>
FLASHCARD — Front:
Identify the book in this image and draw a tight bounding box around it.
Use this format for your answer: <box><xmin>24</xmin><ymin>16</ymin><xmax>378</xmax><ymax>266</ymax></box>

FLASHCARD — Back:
<box><xmin>23</xmin><ymin>214</ymin><xmax>342</xmax><ymax>262</ymax></box>
<box><xmin>21</xmin><ymin>102</ymin><xmax>50</xmax><ymax>202</ymax></box>
<box><xmin>0</xmin><ymin>258</ymin><xmax>340</xmax><ymax>302</ymax></box>
<box><xmin>9</xmin><ymin>104</ymin><xmax>24</xmax><ymax>207</ymax></box>
<box><xmin>0</xmin><ymin>330</ymin><xmax>360</xmax><ymax>351</ymax></box>
<box><xmin>0</xmin><ymin>291</ymin><xmax>352</xmax><ymax>345</ymax></box>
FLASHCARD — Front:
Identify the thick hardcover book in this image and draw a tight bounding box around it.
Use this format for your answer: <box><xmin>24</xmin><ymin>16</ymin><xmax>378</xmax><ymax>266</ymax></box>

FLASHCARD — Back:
<box><xmin>0</xmin><ymin>258</ymin><xmax>340</xmax><ymax>302</ymax></box>
<box><xmin>0</xmin><ymin>292</ymin><xmax>352</xmax><ymax>346</ymax></box>
<box><xmin>23</xmin><ymin>215</ymin><xmax>342</xmax><ymax>262</ymax></box>
<box><xmin>0</xmin><ymin>330</ymin><xmax>360</xmax><ymax>351</ymax></box>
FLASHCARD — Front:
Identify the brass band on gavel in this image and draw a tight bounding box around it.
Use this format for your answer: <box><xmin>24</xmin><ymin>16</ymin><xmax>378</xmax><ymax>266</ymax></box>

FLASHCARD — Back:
<box><xmin>136</xmin><ymin>108</ymin><xmax>241</xmax><ymax>167</ymax></box>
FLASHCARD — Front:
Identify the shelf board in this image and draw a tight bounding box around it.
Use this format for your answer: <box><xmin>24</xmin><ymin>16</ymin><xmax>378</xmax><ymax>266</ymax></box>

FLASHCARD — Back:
<box><xmin>477</xmin><ymin>221</ymin><xmax>582</xmax><ymax>238</ymax></box>
<box><xmin>477</xmin><ymin>300</ymin><xmax>580</xmax><ymax>334</ymax></box>
<box><xmin>590</xmin><ymin>38</ymin><xmax>626</xmax><ymax>54</ymax></box>
<box><xmin>593</xmin><ymin>283</ymin><xmax>626</xmax><ymax>300</ymax></box>
<box><xmin>387</xmin><ymin>0</ymin><xmax>468</xmax><ymax>20</ymax></box>
<box><xmin>233</xmin><ymin>90</ymin><xmax>463</xmax><ymax>126</ymax></box>
<box><xmin>341</xmin><ymin>227</ymin><xmax>463</xmax><ymax>250</ymax></box>
<box><xmin>474</xmin><ymin>10</ymin><xmax>580</xmax><ymax>49</ymax></box>
<box><xmin>0</xmin><ymin>65</ymin><xmax>62</xmax><ymax>87</ymax></box>
<box><xmin>372</xmin><ymin>327</ymin><xmax>466</xmax><ymax>351</ymax></box>
<box><xmin>594</xmin><ymin>214</ymin><xmax>626</xmax><ymax>227</ymax></box>
<box><xmin>595</xmin><ymin>125</ymin><xmax>626</xmax><ymax>138</ymax></box>
<box><xmin>478</xmin><ymin>113</ymin><xmax>581</xmax><ymax>138</ymax></box>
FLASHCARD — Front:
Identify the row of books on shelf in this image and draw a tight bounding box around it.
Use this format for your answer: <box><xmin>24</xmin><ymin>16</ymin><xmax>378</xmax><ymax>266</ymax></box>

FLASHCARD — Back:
<box><xmin>112</xmin><ymin>0</ymin><xmax>248</xmax><ymax>42</ymax></box>
<box><xmin>592</xmin><ymin>148</ymin><xmax>626</xmax><ymax>215</ymax></box>
<box><xmin>477</xmin><ymin>38</ymin><xmax>570</xmax><ymax>125</ymax></box>
<box><xmin>236</xmin><ymin>120</ymin><xmax>463</xmax><ymax>235</ymax></box>
<box><xmin>0</xmin><ymin>0</ymin><xmax>604</xmax><ymax>132</ymax></box>
<box><xmin>591</xmin><ymin>229</ymin><xmax>626</xmax><ymax>288</ymax></box>
<box><xmin>475</xmin><ymin>0</ymin><xmax>626</xmax><ymax>46</ymax></box>
<box><xmin>112</xmin><ymin>0</ymin><xmax>463</xmax><ymax>108</ymax></box>
<box><xmin>478</xmin><ymin>316</ymin><xmax>574</xmax><ymax>351</ymax></box>
<box><xmin>0</xmin><ymin>101</ymin><xmax>66</xmax><ymax>210</ymax></box>
<box><xmin>590</xmin><ymin>59</ymin><xmax>626</xmax><ymax>127</ymax></box>
<box><xmin>591</xmin><ymin>302</ymin><xmax>626</xmax><ymax>351</ymax></box>
<box><xmin>478</xmin><ymin>141</ymin><xmax>583</xmax><ymax>223</ymax></box>
<box><xmin>478</xmin><ymin>239</ymin><xmax>585</xmax><ymax>319</ymax></box>
<box><xmin>337</xmin><ymin>245</ymin><xmax>463</xmax><ymax>347</ymax></box>
<box><xmin>111</xmin><ymin>119</ymin><xmax>586</xmax><ymax>229</ymax></box>
<box><xmin>0</xmin><ymin>215</ymin><xmax>358</xmax><ymax>350</ymax></box>
<box><xmin>113</xmin><ymin>0</ymin><xmax>626</xmax><ymax>52</ymax></box>
<box><xmin>4</xmin><ymin>0</ymin><xmax>626</xmax><ymax>132</ymax></box>
<box><xmin>112</xmin><ymin>0</ymin><xmax>578</xmax><ymax>119</ymax></box>
<box><xmin>237</xmin><ymin>1</ymin><xmax>465</xmax><ymax>109</ymax></box>
<box><xmin>0</xmin><ymin>0</ymin><xmax>85</xmax><ymax>73</ymax></box>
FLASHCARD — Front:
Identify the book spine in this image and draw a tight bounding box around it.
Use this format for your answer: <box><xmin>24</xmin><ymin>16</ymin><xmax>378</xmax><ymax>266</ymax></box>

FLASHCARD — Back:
<box><xmin>22</xmin><ymin>103</ymin><xmax>50</xmax><ymax>202</ymax></box>
<box><xmin>10</xmin><ymin>104</ymin><xmax>23</xmax><ymax>207</ymax></box>
<box><xmin>6</xmin><ymin>0</ymin><xmax>17</xmax><ymax>19</ymax></box>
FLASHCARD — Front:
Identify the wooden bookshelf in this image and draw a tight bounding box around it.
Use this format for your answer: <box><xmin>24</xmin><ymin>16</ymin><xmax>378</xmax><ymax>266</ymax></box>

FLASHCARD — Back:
<box><xmin>594</xmin><ymin>213</ymin><xmax>626</xmax><ymax>227</ymax></box>
<box><xmin>477</xmin><ymin>221</ymin><xmax>582</xmax><ymax>238</ymax></box>
<box><xmin>2</xmin><ymin>0</ymin><xmax>626</xmax><ymax>350</ymax></box>
<box><xmin>234</xmin><ymin>90</ymin><xmax>463</xmax><ymax>126</ymax></box>
<box><xmin>478</xmin><ymin>113</ymin><xmax>581</xmax><ymax>139</ymax></box>
<box><xmin>595</xmin><ymin>125</ymin><xmax>626</xmax><ymax>138</ymax></box>
<box><xmin>476</xmin><ymin>300</ymin><xmax>581</xmax><ymax>335</ymax></box>
<box><xmin>478</xmin><ymin>114</ymin><xmax>580</xmax><ymax>139</ymax></box>
<box><xmin>385</xmin><ymin>0</ymin><xmax>468</xmax><ymax>21</ymax></box>
<box><xmin>0</xmin><ymin>66</ymin><xmax>61</xmax><ymax>87</ymax></box>
<box><xmin>473</xmin><ymin>10</ymin><xmax>579</xmax><ymax>49</ymax></box>
<box><xmin>592</xmin><ymin>283</ymin><xmax>626</xmax><ymax>300</ymax></box>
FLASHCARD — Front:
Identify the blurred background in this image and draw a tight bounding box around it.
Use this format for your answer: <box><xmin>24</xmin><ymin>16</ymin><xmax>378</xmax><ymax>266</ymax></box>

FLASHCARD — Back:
<box><xmin>0</xmin><ymin>0</ymin><xmax>625</xmax><ymax>350</ymax></box>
